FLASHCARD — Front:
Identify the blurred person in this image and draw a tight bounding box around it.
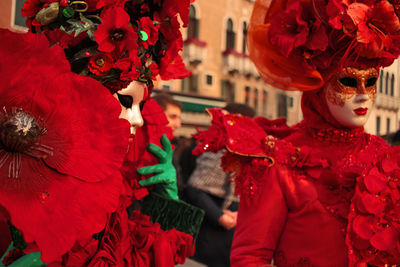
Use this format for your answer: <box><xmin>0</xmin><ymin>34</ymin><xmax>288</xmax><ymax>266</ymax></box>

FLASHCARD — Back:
<box><xmin>184</xmin><ymin>103</ymin><xmax>255</xmax><ymax>267</ymax></box>
<box><xmin>153</xmin><ymin>92</ymin><xmax>182</xmax><ymax>133</ymax></box>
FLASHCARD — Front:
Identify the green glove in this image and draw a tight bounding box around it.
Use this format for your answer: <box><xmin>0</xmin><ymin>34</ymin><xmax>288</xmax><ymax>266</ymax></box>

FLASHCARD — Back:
<box><xmin>0</xmin><ymin>243</ymin><xmax>44</xmax><ymax>267</ymax></box>
<box><xmin>138</xmin><ymin>135</ymin><xmax>179</xmax><ymax>200</ymax></box>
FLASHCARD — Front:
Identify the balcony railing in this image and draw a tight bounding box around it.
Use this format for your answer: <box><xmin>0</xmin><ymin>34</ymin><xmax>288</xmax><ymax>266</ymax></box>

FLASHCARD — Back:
<box><xmin>375</xmin><ymin>93</ymin><xmax>400</xmax><ymax>111</ymax></box>
<box><xmin>240</xmin><ymin>55</ymin><xmax>259</xmax><ymax>77</ymax></box>
<box><xmin>222</xmin><ymin>49</ymin><xmax>242</xmax><ymax>74</ymax></box>
<box><xmin>183</xmin><ymin>38</ymin><xmax>207</xmax><ymax>65</ymax></box>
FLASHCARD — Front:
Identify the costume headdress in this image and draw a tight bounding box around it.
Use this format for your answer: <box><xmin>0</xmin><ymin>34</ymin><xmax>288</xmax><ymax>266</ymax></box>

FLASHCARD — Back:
<box><xmin>248</xmin><ymin>0</ymin><xmax>400</xmax><ymax>91</ymax></box>
<box><xmin>22</xmin><ymin>0</ymin><xmax>192</xmax><ymax>93</ymax></box>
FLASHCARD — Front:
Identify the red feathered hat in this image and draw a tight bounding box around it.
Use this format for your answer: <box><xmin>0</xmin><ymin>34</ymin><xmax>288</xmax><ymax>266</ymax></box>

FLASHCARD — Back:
<box><xmin>248</xmin><ymin>0</ymin><xmax>400</xmax><ymax>91</ymax></box>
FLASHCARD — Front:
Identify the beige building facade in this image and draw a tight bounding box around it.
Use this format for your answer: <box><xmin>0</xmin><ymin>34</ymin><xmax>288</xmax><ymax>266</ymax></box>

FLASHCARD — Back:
<box><xmin>365</xmin><ymin>62</ymin><xmax>400</xmax><ymax>136</ymax></box>
<box><xmin>158</xmin><ymin>0</ymin><xmax>303</xmax><ymax>136</ymax></box>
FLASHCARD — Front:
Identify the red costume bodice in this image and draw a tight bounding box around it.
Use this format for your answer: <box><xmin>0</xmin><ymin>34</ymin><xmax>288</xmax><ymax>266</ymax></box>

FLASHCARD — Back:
<box><xmin>231</xmin><ymin>128</ymin><xmax>388</xmax><ymax>267</ymax></box>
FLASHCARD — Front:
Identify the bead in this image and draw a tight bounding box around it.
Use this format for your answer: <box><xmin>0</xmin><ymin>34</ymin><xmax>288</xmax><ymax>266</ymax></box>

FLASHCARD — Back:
<box><xmin>62</xmin><ymin>6</ymin><xmax>74</xmax><ymax>18</ymax></box>
<box><xmin>85</xmin><ymin>51</ymin><xmax>91</xmax><ymax>57</ymax></box>
<box><xmin>228</xmin><ymin>138</ymin><xmax>237</xmax><ymax>145</ymax></box>
<box><xmin>140</xmin><ymin>30</ymin><xmax>149</xmax><ymax>41</ymax></box>
<box><xmin>38</xmin><ymin>192</ymin><xmax>49</xmax><ymax>202</ymax></box>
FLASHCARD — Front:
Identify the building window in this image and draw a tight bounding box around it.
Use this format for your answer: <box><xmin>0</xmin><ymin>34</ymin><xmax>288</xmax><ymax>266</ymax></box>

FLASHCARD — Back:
<box><xmin>162</xmin><ymin>85</ymin><xmax>170</xmax><ymax>91</ymax></box>
<box><xmin>387</xmin><ymin>118</ymin><xmax>391</xmax><ymax>134</ymax></box>
<box><xmin>391</xmin><ymin>74</ymin><xmax>395</xmax><ymax>96</ymax></box>
<box><xmin>288</xmin><ymin>96</ymin><xmax>294</xmax><ymax>108</ymax></box>
<box><xmin>14</xmin><ymin>0</ymin><xmax>27</xmax><ymax>28</ymax></box>
<box><xmin>277</xmin><ymin>93</ymin><xmax>287</xmax><ymax>118</ymax></box>
<box><xmin>181</xmin><ymin>74</ymin><xmax>198</xmax><ymax>93</ymax></box>
<box><xmin>226</xmin><ymin>18</ymin><xmax>235</xmax><ymax>50</ymax></box>
<box><xmin>222</xmin><ymin>80</ymin><xmax>235</xmax><ymax>102</ymax></box>
<box><xmin>262</xmin><ymin>90</ymin><xmax>268</xmax><ymax>116</ymax></box>
<box><xmin>377</xmin><ymin>116</ymin><xmax>381</xmax><ymax>136</ymax></box>
<box><xmin>187</xmin><ymin>5</ymin><xmax>199</xmax><ymax>39</ymax></box>
<box><xmin>385</xmin><ymin>72</ymin><xmax>389</xmax><ymax>95</ymax></box>
<box><xmin>379</xmin><ymin>70</ymin><xmax>384</xmax><ymax>93</ymax></box>
<box><xmin>242</xmin><ymin>21</ymin><xmax>248</xmax><ymax>54</ymax></box>
<box><xmin>245</xmin><ymin>86</ymin><xmax>250</xmax><ymax>105</ymax></box>
<box><xmin>206</xmin><ymin>74</ymin><xmax>213</xmax><ymax>85</ymax></box>
<box><xmin>254</xmin><ymin>88</ymin><xmax>259</xmax><ymax>113</ymax></box>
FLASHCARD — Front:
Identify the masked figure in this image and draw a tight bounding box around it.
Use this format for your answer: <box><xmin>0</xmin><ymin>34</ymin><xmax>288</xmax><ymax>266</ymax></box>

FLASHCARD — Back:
<box><xmin>193</xmin><ymin>0</ymin><xmax>400</xmax><ymax>266</ymax></box>
<box><xmin>0</xmin><ymin>0</ymin><xmax>204</xmax><ymax>265</ymax></box>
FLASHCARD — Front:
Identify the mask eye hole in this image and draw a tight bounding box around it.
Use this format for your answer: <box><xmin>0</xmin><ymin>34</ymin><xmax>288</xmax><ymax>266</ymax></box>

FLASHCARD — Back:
<box><xmin>338</xmin><ymin>77</ymin><xmax>357</xmax><ymax>87</ymax></box>
<box><xmin>366</xmin><ymin>77</ymin><xmax>377</xmax><ymax>87</ymax></box>
<box><xmin>117</xmin><ymin>93</ymin><xmax>133</xmax><ymax>108</ymax></box>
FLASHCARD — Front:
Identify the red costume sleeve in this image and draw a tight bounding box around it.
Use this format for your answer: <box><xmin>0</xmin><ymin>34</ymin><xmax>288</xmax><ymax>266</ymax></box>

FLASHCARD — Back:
<box><xmin>230</xmin><ymin>165</ymin><xmax>288</xmax><ymax>266</ymax></box>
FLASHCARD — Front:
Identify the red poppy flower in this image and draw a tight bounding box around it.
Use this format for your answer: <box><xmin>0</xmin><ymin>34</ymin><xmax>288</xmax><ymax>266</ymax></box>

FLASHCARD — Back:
<box><xmin>0</xmin><ymin>29</ymin><xmax>130</xmax><ymax>262</ymax></box>
<box><xmin>94</xmin><ymin>7</ymin><xmax>139</xmax><ymax>54</ymax></box>
<box><xmin>88</xmin><ymin>53</ymin><xmax>114</xmax><ymax>76</ymax></box>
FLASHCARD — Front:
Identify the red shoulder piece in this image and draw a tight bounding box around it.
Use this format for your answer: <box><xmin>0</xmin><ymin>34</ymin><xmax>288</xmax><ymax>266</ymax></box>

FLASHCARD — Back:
<box><xmin>193</xmin><ymin>108</ymin><xmax>271</xmax><ymax>157</ymax></box>
<box><xmin>346</xmin><ymin>145</ymin><xmax>400</xmax><ymax>266</ymax></box>
<box><xmin>254</xmin><ymin>116</ymin><xmax>299</xmax><ymax>139</ymax></box>
<box><xmin>193</xmin><ymin>108</ymin><xmax>300</xmax><ymax>197</ymax></box>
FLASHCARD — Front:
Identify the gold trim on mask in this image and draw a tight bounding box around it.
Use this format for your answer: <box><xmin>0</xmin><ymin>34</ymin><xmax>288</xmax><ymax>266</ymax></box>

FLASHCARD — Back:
<box><xmin>325</xmin><ymin>67</ymin><xmax>378</xmax><ymax>107</ymax></box>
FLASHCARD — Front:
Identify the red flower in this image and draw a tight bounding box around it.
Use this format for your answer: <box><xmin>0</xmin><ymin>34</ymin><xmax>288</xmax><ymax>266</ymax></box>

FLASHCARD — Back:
<box><xmin>96</xmin><ymin>0</ymin><xmax>128</xmax><ymax>9</ymax></box>
<box><xmin>94</xmin><ymin>7</ymin><xmax>139</xmax><ymax>54</ymax></box>
<box><xmin>0</xmin><ymin>29</ymin><xmax>130</xmax><ymax>262</ymax></box>
<box><xmin>137</xmin><ymin>17</ymin><xmax>159</xmax><ymax>48</ymax></box>
<box><xmin>326</xmin><ymin>0</ymin><xmax>346</xmax><ymax>29</ymax></box>
<box><xmin>344</xmin><ymin>1</ymin><xmax>400</xmax><ymax>58</ymax></box>
<box><xmin>114</xmin><ymin>53</ymin><xmax>142</xmax><ymax>82</ymax></box>
<box><xmin>269</xmin><ymin>0</ymin><xmax>309</xmax><ymax>57</ymax></box>
<box><xmin>88</xmin><ymin>53</ymin><xmax>114</xmax><ymax>76</ymax></box>
<box><xmin>158</xmin><ymin>0</ymin><xmax>191</xmax><ymax>27</ymax></box>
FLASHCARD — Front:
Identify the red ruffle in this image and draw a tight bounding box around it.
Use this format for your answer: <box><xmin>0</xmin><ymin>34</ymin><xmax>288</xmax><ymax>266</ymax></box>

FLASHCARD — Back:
<box><xmin>346</xmin><ymin>146</ymin><xmax>400</xmax><ymax>265</ymax></box>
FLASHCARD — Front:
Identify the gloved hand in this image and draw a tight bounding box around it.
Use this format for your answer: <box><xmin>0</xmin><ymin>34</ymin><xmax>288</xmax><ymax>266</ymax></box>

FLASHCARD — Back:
<box><xmin>138</xmin><ymin>135</ymin><xmax>179</xmax><ymax>200</ymax></box>
<box><xmin>0</xmin><ymin>243</ymin><xmax>44</xmax><ymax>267</ymax></box>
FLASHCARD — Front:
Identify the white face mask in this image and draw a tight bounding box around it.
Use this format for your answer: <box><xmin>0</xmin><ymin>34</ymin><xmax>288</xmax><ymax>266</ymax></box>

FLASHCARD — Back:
<box><xmin>113</xmin><ymin>81</ymin><xmax>147</xmax><ymax>134</ymax></box>
<box><xmin>324</xmin><ymin>67</ymin><xmax>378</xmax><ymax>128</ymax></box>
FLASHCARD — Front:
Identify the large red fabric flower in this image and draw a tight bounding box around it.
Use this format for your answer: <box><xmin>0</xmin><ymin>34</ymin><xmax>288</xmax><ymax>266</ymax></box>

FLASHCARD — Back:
<box><xmin>0</xmin><ymin>29</ymin><xmax>130</xmax><ymax>262</ymax></box>
<box><xmin>344</xmin><ymin>0</ymin><xmax>400</xmax><ymax>58</ymax></box>
<box><xmin>94</xmin><ymin>7</ymin><xmax>139</xmax><ymax>54</ymax></box>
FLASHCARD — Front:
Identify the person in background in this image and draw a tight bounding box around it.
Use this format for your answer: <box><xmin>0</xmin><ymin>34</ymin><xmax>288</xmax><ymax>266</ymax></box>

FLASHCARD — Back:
<box><xmin>184</xmin><ymin>103</ymin><xmax>255</xmax><ymax>267</ymax></box>
<box><xmin>153</xmin><ymin>92</ymin><xmax>182</xmax><ymax>133</ymax></box>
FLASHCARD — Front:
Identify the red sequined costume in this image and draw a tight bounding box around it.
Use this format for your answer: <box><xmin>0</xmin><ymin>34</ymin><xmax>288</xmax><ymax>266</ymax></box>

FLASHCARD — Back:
<box><xmin>193</xmin><ymin>0</ymin><xmax>400</xmax><ymax>264</ymax></box>
<box><xmin>195</xmin><ymin>99</ymin><xmax>400</xmax><ymax>266</ymax></box>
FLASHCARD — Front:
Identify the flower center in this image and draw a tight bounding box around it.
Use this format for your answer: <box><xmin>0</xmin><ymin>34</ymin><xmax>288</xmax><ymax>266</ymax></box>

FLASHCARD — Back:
<box><xmin>0</xmin><ymin>109</ymin><xmax>43</xmax><ymax>152</ymax></box>
<box><xmin>111</xmin><ymin>29</ymin><xmax>125</xmax><ymax>41</ymax></box>
<box><xmin>95</xmin><ymin>57</ymin><xmax>105</xmax><ymax>67</ymax></box>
